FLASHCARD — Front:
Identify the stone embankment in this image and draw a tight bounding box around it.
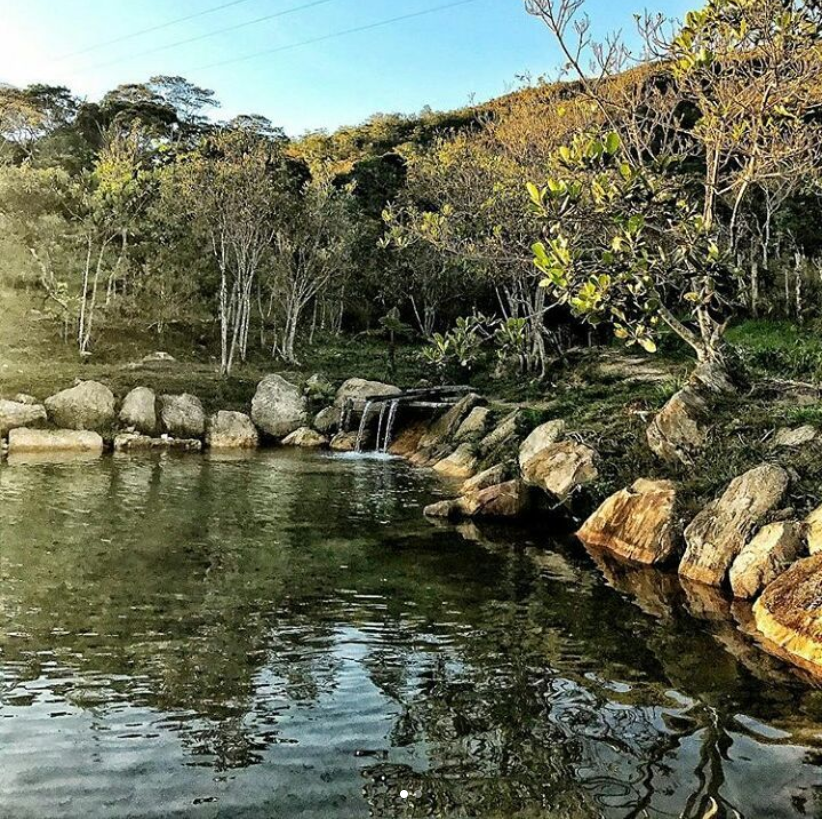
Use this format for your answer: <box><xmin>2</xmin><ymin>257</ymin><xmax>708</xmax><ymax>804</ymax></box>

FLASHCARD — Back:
<box><xmin>4</xmin><ymin>369</ymin><xmax>822</xmax><ymax>679</ymax></box>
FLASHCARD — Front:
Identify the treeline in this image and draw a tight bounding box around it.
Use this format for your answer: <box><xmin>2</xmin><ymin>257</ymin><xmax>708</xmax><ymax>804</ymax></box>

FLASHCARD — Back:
<box><xmin>2</xmin><ymin>0</ymin><xmax>822</xmax><ymax>380</ymax></box>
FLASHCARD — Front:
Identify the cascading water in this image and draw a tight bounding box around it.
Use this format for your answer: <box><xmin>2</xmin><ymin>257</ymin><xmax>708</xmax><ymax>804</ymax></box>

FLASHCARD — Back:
<box><xmin>355</xmin><ymin>400</ymin><xmax>374</xmax><ymax>452</ymax></box>
<box><xmin>375</xmin><ymin>402</ymin><xmax>388</xmax><ymax>452</ymax></box>
<box><xmin>381</xmin><ymin>400</ymin><xmax>400</xmax><ymax>453</ymax></box>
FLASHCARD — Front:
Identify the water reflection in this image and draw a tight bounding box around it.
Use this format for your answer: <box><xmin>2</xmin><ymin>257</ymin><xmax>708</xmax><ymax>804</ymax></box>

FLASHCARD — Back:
<box><xmin>0</xmin><ymin>452</ymin><xmax>821</xmax><ymax>818</ymax></box>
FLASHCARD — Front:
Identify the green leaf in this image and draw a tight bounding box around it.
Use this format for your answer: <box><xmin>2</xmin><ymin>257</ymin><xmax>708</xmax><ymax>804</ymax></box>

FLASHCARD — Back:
<box><xmin>605</xmin><ymin>132</ymin><xmax>621</xmax><ymax>155</ymax></box>
<box><xmin>526</xmin><ymin>182</ymin><xmax>544</xmax><ymax>208</ymax></box>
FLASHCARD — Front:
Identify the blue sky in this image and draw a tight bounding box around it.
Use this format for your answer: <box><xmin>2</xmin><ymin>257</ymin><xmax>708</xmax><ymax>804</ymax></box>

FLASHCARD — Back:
<box><xmin>0</xmin><ymin>0</ymin><xmax>695</xmax><ymax>136</ymax></box>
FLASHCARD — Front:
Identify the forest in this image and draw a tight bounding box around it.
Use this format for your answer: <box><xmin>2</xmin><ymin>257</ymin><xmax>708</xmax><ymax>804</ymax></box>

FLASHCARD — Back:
<box><xmin>1</xmin><ymin>0</ymin><xmax>821</xmax><ymax>389</ymax></box>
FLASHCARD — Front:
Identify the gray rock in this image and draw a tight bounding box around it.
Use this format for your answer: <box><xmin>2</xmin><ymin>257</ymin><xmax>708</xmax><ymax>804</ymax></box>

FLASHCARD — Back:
<box><xmin>114</xmin><ymin>433</ymin><xmax>202</xmax><ymax>453</ymax></box>
<box><xmin>646</xmin><ymin>387</ymin><xmax>709</xmax><ymax>465</ymax></box>
<box><xmin>313</xmin><ymin>406</ymin><xmax>341</xmax><ymax>435</ymax></box>
<box><xmin>0</xmin><ymin>400</ymin><xmax>47</xmax><ymax>437</ymax></box>
<box><xmin>432</xmin><ymin>443</ymin><xmax>479</xmax><ymax>479</ymax></box>
<box><xmin>45</xmin><ymin>381</ymin><xmax>116</xmax><ymax>431</ymax></box>
<box><xmin>461</xmin><ymin>463</ymin><xmax>507</xmax><ymax>495</ymax></box>
<box><xmin>454</xmin><ymin>406</ymin><xmax>493</xmax><ymax>443</ymax></box>
<box><xmin>773</xmin><ymin>426</ymin><xmax>818</xmax><ymax>449</ymax></box>
<box><xmin>680</xmin><ymin>464</ymin><xmax>790</xmax><ymax>587</ymax></box>
<box><xmin>418</xmin><ymin>393</ymin><xmax>485</xmax><ymax>451</ymax></box>
<box><xmin>334</xmin><ymin>378</ymin><xmax>401</xmax><ymax>408</ymax></box>
<box><xmin>251</xmin><ymin>375</ymin><xmax>308</xmax><ymax>439</ymax></box>
<box><xmin>207</xmin><ymin>411</ymin><xmax>259</xmax><ymax>449</ymax></box>
<box><xmin>12</xmin><ymin>394</ymin><xmax>40</xmax><ymax>406</ymax></box>
<box><xmin>305</xmin><ymin>373</ymin><xmax>335</xmax><ymax>402</ymax></box>
<box><xmin>282</xmin><ymin>427</ymin><xmax>329</xmax><ymax>448</ymax></box>
<box><xmin>330</xmin><ymin>431</ymin><xmax>359</xmax><ymax>452</ymax></box>
<box><xmin>119</xmin><ymin>387</ymin><xmax>157</xmax><ymax>435</ymax></box>
<box><xmin>518</xmin><ymin>420</ymin><xmax>566</xmax><ymax>471</ymax></box>
<box><xmin>160</xmin><ymin>394</ymin><xmax>206</xmax><ymax>439</ymax></box>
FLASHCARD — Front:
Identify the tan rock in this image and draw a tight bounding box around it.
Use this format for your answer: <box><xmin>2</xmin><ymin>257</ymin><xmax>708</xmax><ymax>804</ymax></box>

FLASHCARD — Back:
<box><xmin>423</xmin><ymin>499</ymin><xmax>463</xmax><ymax>519</ymax></box>
<box><xmin>114</xmin><ymin>434</ymin><xmax>202</xmax><ymax>453</ymax></box>
<box><xmin>729</xmin><ymin>521</ymin><xmax>806</xmax><ymax>600</ymax></box>
<box><xmin>577</xmin><ymin>479</ymin><xmax>679</xmax><ymax>566</ymax></box>
<box><xmin>432</xmin><ymin>443</ymin><xmax>478</xmax><ymax>479</ymax></box>
<box><xmin>418</xmin><ymin>393</ymin><xmax>485</xmax><ymax>451</ymax></box>
<box><xmin>646</xmin><ymin>386</ymin><xmax>709</xmax><ymax>464</ymax></box>
<box><xmin>680</xmin><ymin>464</ymin><xmax>790</xmax><ymax>587</ymax></box>
<box><xmin>478</xmin><ymin>410</ymin><xmax>521</xmax><ymax>454</ymax></box>
<box><xmin>518</xmin><ymin>419</ymin><xmax>566</xmax><ymax>471</ymax></box>
<box><xmin>12</xmin><ymin>394</ymin><xmax>39</xmax><ymax>406</ymax></box>
<box><xmin>282</xmin><ymin>427</ymin><xmax>329</xmax><ymax>448</ymax></box>
<box><xmin>334</xmin><ymin>378</ymin><xmax>401</xmax><ymax>408</ymax></box>
<box><xmin>207</xmin><ymin>411</ymin><xmax>259</xmax><ymax>449</ymax></box>
<box><xmin>9</xmin><ymin>428</ymin><xmax>104</xmax><ymax>454</ymax></box>
<box><xmin>330</xmin><ymin>431</ymin><xmax>359</xmax><ymax>452</ymax></box>
<box><xmin>773</xmin><ymin>425</ymin><xmax>818</xmax><ymax>448</ymax></box>
<box><xmin>0</xmin><ymin>400</ymin><xmax>48</xmax><ymax>437</ymax></box>
<box><xmin>459</xmin><ymin>480</ymin><xmax>530</xmax><ymax>518</ymax></box>
<box><xmin>461</xmin><ymin>463</ymin><xmax>507</xmax><ymax>495</ymax></box>
<box><xmin>753</xmin><ymin>554</ymin><xmax>822</xmax><ymax>673</ymax></box>
<box><xmin>520</xmin><ymin>441</ymin><xmax>599</xmax><ymax>502</ymax></box>
<box><xmin>453</xmin><ymin>406</ymin><xmax>493</xmax><ymax>444</ymax></box>
<box><xmin>806</xmin><ymin>504</ymin><xmax>822</xmax><ymax>555</ymax></box>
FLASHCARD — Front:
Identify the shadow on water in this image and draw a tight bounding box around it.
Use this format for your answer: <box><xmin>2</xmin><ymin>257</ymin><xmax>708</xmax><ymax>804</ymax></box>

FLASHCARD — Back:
<box><xmin>1</xmin><ymin>450</ymin><xmax>821</xmax><ymax>818</ymax></box>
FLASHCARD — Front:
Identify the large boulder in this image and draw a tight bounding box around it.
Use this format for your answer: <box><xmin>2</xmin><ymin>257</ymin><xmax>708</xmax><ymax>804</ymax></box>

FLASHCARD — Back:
<box><xmin>45</xmin><ymin>381</ymin><xmax>116</xmax><ymax>431</ymax></box>
<box><xmin>282</xmin><ymin>427</ymin><xmax>329</xmax><ymax>448</ymax></box>
<box><xmin>207</xmin><ymin>411</ymin><xmax>259</xmax><ymax>449</ymax></box>
<box><xmin>679</xmin><ymin>464</ymin><xmax>790</xmax><ymax>587</ymax></box>
<box><xmin>334</xmin><ymin>378</ymin><xmax>401</xmax><ymax>408</ymax></box>
<box><xmin>160</xmin><ymin>394</ymin><xmax>206</xmax><ymax>439</ymax></box>
<box><xmin>9</xmin><ymin>428</ymin><xmax>104</xmax><ymax>454</ymax></box>
<box><xmin>518</xmin><ymin>420</ymin><xmax>566</xmax><ymax>471</ymax></box>
<box><xmin>577</xmin><ymin>479</ymin><xmax>679</xmax><ymax>566</ymax></box>
<box><xmin>432</xmin><ymin>443</ymin><xmax>478</xmax><ymax>479</ymax></box>
<box><xmin>0</xmin><ymin>399</ymin><xmax>47</xmax><ymax>437</ymax></box>
<box><xmin>646</xmin><ymin>387</ymin><xmax>709</xmax><ymax>465</ymax></box>
<box><xmin>729</xmin><ymin>521</ymin><xmax>806</xmax><ymax>600</ymax></box>
<box><xmin>520</xmin><ymin>441</ymin><xmax>599</xmax><ymax>503</ymax></box>
<box><xmin>753</xmin><ymin>554</ymin><xmax>822</xmax><ymax>672</ymax></box>
<box><xmin>453</xmin><ymin>406</ymin><xmax>493</xmax><ymax>444</ymax></box>
<box><xmin>119</xmin><ymin>387</ymin><xmax>157</xmax><ymax>435</ymax></box>
<box><xmin>252</xmin><ymin>375</ymin><xmax>308</xmax><ymax>439</ymax></box>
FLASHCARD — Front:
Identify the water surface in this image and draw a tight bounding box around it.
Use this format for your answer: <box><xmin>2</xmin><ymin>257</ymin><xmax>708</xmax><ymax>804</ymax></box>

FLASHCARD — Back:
<box><xmin>1</xmin><ymin>451</ymin><xmax>821</xmax><ymax>818</ymax></box>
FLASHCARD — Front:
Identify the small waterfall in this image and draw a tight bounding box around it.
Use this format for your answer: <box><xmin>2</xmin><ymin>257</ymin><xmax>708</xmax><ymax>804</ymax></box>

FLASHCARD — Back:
<box><xmin>355</xmin><ymin>400</ymin><xmax>374</xmax><ymax>452</ymax></box>
<box><xmin>381</xmin><ymin>400</ymin><xmax>400</xmax><ymax>453</ymax></box>
<box><xmin>375</xmin><ymin>402</ymin><xmax>388</xmax><ymax>452</ymax></box>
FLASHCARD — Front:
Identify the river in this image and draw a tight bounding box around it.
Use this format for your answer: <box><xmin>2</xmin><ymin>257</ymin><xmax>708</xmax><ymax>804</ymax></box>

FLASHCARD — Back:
<box><xmin>0</xmin><ymin>450</ymin><xmax>820</xmax><ymax>818</ymax></box>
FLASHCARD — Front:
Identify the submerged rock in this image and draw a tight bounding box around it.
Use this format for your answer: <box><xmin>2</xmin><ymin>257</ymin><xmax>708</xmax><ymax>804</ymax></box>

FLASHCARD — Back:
<box><xmin>45</xmin><ymin>381</ymin><xmax>116</xmax><ymax>431</ymax></box>
<box><xmin>119</xmin><ymin>387</ymin><xmax>157</xmax><ymax>435</ymax></box>
<box><xmin>520</xmin><ymin>441</ymin><xmax>599</xmax><ymax>503</ymax></box>
<box><xmin>753</xmin><ymin>554</ymin><xmax>822</xmax><ymax>672</ymax></box>
<box><xmin>424</xmin><ymin>480</ymin><xmax>530</xmax><ymax>520</ymax></box>
<box><xmin>252</xmin><ymin>375</ymin><xmax>308</xmax><ymax>439</ymax></box>
<box><xmin>0</xmin><ymin>399</ymin><xmax>47</xmax><ymax>437</ymax></box>
<box><xmin>160</xmin><ymin>394</ymin><xmax>206</xmax><ymax>439</ymax></box>
<box><xmin>679</xmin><ymin>464</ymin><xmax>790</xmax><ymax>587</ymax></box>
<box><xmin>207</xmin><ymin>411</ymin><xmax>258</xmax><ymax>449</ymax></box>
<box><xmin>114</xmin><ymin>433</ymin><xmax>202</xmax><ymax>453</ymax></box>
<box><xmin>518</xmin><ymin>419</ymin><xmax>566</xmax><ymax>471</ymax></box>
<box><xmin>729</xmin><ymin>521</ymin><xmax>806</xmax><ymax>600</ymax></box>
<box><xmin>282</xmin><ymin>427</ymin><xmax>329</xmax><ymax>448</ymax></box>
<box><xmin>432</xmin><ymin>443</ymin><xmax>478</xmax><ymax>479</ymax></box>
<box><xmin>646</xmin><ymin>387</ymin><xmax>709</xmax><ymax>465</ymax></box>
<box><xmin>577</xmin><ymin>479</ymin><xmax>679</xmax><ymax>566</ymax></box>
<box><xmin>9</xmin><ymin>428</ymin><xmax>104</xmax><ymax>454</ymax></box>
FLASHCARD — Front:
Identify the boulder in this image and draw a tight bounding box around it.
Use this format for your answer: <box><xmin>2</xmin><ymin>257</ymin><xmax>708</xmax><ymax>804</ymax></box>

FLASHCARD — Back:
<box><xmin>646</xmin><ymin>387</ymin><xmax>709</xmax><ymax>465</ymax></box>
<box><xmin>0</xmin><ymin>400</ymin><xmax>47</xmax><ymax>437</ymax></box>
<box><xmin>679</xmin><ymin>464</ymin><xmax>790</xmax><ymax>587</ymax></box>
<box><xmin>577</xmin><ymin>479</ymin><xmax>679</xmax><ymax>566</ymax></box>
<box><xmin>478</xmin><ymin>410</ymin><xmax>523</xmax><ymax>457</ymax></box>
<box><xmin>9</xmin><ymin>428</ymin><xmax>104</xmax><ymax>454</ymax></box>
<box><xmin>119</xmin><ymin>387</ymin><xmax>157</xmax><ymax>435</ymax></box>
<box><xmin>207</xmin><ymin>411</ymin><xmax>258</xmax><ymax>449</ymax></box>
<box><xmin>160</xmin><ymin>394</ymin><xmax>206</xmax><ymax>439</ymax></box>
<box><xmin>729</xmin><ymin>521</ymin><xmax>806</xmax><ymax>600</ymax></box>
<box><xmin>334</xmin><ymin>378</ymin><xmax>401</xmax><ymax>408</ymax></box>
<box><xmin>518</xmin><ymin>419</ymin><xmax>566</xmax><ymax>471</ymax></box>
<box><xmin>418</xmin><ymin>393</ymin><xmax>485</xmax><ymax>451</ymax></box>
<box><xmin>806</xmin><ymin>504</ymin><xmax>822</xmax><ymax>555</ymax></box>
<box><xmin>461</xmin><ymin>463</ymin><xmax>507</xmax><ymax>495</ymax></box>
<box><xmin>114</xmin><ymin>433</ymin><xmax>202</xmax><ymax>453</ymax></box>
<box><xmin>520</xmin><ymin>441</ymin><xmax>599</xmax><ymax>502</ymax></box>
<box><xmin>282</xmin><ymin>427</ymin><xmax>329</xmax><ymax>448</ymax></box>
<box><xmin>432</xmin><ymin>444</ymin><xmax>479</xmax><ymax>479</ymax></box>
<box><xmin>313</xmin><ymin>406</ymin><xmax>340</xmax><ymax>435</ymax></box>
<box><xmin>753</xmin><ymin>554</ymin><xmax>822</xmax><ymax>672</ymax></box>
<box><xmin>251</xmin><ymin>375</ymin><xmax>308</xmax><ymax>439</ymax></box>
<box><xmin>453</xmin><ymin>406</ymin><xmax>493</xmax><ymax>444</ymax></box>
<box><xmin>459</xmin><ymin>480</ymin><xmax>531</xmax><ymax>518</ymax></box>
<box><xmin>424</xmin><ymin>499</ymin><xmax>463</xmax><ymax>519</ymax></box>
<box><xmin>45</xmin><ymin>381</ymin><xmax>116</xmax><ymax>431</ymax></box>
<box><xmin>330</xmin><ymin>431</ymin><xmax>359</xmax><ymax>452</ymax></box>
<box><xmin>773</xmin><ymin>425</ymin><xmax>818</xmax><ymax>449</ymax></box>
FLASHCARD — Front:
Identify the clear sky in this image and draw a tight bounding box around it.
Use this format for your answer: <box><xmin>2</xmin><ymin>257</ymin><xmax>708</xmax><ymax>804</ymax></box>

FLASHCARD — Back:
<box><xmin>0</xmin><ymin>0</ymin><xmax>695</xmax><ymax>136</ymax></box>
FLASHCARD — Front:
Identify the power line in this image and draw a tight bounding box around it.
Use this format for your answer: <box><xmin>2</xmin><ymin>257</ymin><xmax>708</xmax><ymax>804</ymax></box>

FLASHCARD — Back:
<box><xmin>80</xmin><ymin>0</ymin><xmax>342</xmax><ymax>73</ymax></box>
<box><xmin>191</xmin><ymin>0</ymin><xmax>484</xmax><ymax>72</ymax></box>
<box><xmin>56</xmin><ymin>0</ymin><xmax>258</xmax><ymax>61</ymax></box>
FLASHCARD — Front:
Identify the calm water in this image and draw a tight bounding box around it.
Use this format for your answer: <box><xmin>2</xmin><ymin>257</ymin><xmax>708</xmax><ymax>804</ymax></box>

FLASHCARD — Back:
<box><xmin>1</xmin><ymin>451</ymin><xmax>822</xmax><ymax>819</ymax></box>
